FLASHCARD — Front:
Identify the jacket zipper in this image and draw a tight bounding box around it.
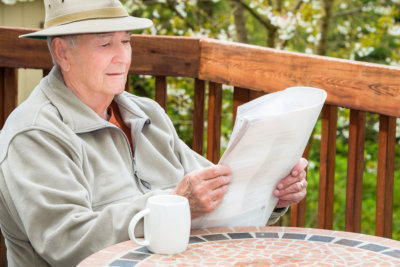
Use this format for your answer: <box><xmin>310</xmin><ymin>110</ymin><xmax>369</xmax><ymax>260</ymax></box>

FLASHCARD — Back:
<box><xmin>77</xmin><ymin>117</ymin><xmax>151</xmax><ymax>194</ymax></box>
<box><xmin>111</xmin><ymin>119</ymin><xmax>151</xmax><ymax>194</ymax></box>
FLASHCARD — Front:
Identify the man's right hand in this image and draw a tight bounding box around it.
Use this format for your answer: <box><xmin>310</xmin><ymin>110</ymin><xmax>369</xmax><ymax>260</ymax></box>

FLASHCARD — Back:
<box><xmin>172</xmin><ymin>165</ymin><xmax>232</xmax><ymax>218</ymax></box>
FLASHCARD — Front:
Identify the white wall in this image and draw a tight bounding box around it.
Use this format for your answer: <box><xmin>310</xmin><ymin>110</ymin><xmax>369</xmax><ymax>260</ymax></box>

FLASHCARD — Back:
<box><xmin>0</xmin><ymin>1</ymin><xmax>46</xmax><ymax>104</ymax></box>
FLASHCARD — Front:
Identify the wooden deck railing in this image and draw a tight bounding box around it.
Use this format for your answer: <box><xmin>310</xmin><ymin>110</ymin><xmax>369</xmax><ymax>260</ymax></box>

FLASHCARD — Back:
<box><xmin>1</xmin><ymin>25</ymin><xmax>400</xmax><ymax>264</ymax></box>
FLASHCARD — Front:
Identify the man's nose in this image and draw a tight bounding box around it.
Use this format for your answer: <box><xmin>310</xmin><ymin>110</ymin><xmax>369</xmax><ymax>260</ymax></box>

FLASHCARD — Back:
<box><xmin>112</xmin><ymin>43</ymin><xmax>131</xmax><ymax>64</ymax></box>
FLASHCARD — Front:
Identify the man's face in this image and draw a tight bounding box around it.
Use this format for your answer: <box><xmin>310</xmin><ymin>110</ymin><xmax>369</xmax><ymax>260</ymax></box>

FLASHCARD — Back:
<box><xmin>62</xmin><ymin>31</ymin><xmax>132</xmax><ymax>99</ymax></box>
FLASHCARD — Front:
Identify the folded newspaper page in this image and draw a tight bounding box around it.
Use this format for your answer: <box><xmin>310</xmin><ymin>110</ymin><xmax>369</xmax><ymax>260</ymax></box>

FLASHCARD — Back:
<box><xmin>192</xmin><ymin>86</ymin><xmax>327</xmax><ymax>228</ymax></box>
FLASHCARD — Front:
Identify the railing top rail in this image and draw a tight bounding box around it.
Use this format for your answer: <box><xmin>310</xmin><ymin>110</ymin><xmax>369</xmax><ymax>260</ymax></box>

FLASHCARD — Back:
<box><xmin>1</xmin><ymin>26</ymin><xmax>400</xmax><ymax>117</ymax></box>
<box><xmin>199</xmin><ymin>38</ymin><xmax>400</xmax><ymax>118</ymax></box>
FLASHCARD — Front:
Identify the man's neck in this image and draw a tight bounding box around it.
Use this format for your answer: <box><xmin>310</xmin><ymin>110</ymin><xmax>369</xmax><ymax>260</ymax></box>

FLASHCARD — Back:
<box><xmin>63</xmin><ymin>74</ymin><xmax>114</xmax><ymax>120</ymax></box>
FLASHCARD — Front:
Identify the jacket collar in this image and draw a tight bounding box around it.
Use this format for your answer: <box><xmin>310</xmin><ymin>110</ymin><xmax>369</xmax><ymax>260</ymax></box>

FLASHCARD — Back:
<box><xmin>41</xmin><ymin>66</ymin><xmax>149</xmax><ymax>133</ymax></box>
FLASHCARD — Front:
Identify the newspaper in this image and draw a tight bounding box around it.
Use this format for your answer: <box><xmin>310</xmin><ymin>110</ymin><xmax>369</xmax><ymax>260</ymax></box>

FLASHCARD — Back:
<box><xmin>191</xmin><ymin>86</ymin><xmax>327</xmax><ymax>228</ymax></box>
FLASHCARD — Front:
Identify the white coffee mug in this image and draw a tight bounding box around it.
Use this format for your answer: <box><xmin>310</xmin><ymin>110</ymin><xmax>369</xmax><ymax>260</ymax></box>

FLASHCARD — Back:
<box><xmin>128</xmin><ymin>194</ymin><xmax>191</xmax><ymax>254</ymax></box>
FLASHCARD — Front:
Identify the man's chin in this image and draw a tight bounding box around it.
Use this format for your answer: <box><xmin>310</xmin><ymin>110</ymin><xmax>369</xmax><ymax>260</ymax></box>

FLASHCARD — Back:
<box><xmin>106</xmin><ymin>80</ymin><xmax>128</xmax><ymax>93</ymax></box>
<box><xmin>116</xmin><ymin>85</ymin><xmax>128</xmax><ymax>95</ymax></box>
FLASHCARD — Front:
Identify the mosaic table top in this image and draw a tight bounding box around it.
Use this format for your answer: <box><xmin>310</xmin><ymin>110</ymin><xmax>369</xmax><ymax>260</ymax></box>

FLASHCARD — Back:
<box><xmin>78</xmin><ymin>226</ymin><xmax>400</xmax><ymax>266</ymax></box>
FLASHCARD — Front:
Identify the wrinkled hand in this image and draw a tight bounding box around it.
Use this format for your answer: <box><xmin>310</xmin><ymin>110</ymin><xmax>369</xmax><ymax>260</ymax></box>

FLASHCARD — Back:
<box><xmin>172</xmin><ymin>165</ymin><xmax>232</xmax><ymax>218</ymax></box>
<box><xmin>274</xmin><ymin>158</ymin><xmax>308</xmax><ymax>208</ymax></box>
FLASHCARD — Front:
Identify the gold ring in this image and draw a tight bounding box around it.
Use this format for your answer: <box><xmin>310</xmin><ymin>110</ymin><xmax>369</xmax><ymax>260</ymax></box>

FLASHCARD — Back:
<box><xmin>300</xmin><ymin>181</ymin><xmax>305</xmax><ymax>190</ymax></box>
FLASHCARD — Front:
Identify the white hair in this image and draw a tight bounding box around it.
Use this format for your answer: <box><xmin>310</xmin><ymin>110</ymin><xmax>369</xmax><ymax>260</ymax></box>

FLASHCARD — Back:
<box><xmin>47</xmin><ymin>35</ymin><xmax>77</xmax><ymax>66</ymax></box>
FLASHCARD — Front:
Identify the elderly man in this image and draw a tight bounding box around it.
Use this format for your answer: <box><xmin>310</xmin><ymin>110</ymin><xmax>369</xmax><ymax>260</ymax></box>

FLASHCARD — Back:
<box><xmin>0</xmin><ymin>0</ymin><xmax>308</xmax><ymax>266</ymax></box>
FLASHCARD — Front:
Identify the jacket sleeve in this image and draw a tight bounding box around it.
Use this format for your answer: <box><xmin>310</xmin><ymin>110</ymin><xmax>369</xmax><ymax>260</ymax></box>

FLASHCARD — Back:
<box><xmin>267</xmin><ymin>207</ymin><xmax>289</xmax><ymax>225</ymax></box>
<box><xmin>157</xmin><ymin>108</ymin><xmax>212</xmax><ymax>173</ymax></box>
<box><xmin>1</xmin><ymin>129</ymin><xmax>166</xmax><ymax>267</ymax></box>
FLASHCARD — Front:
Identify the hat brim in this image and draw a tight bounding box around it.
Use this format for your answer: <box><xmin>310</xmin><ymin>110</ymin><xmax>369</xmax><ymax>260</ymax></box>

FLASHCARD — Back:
<box><xmin>20</xmin><ymin>16</ymin><xmax>153</xmax><ymax>39</ymax></box>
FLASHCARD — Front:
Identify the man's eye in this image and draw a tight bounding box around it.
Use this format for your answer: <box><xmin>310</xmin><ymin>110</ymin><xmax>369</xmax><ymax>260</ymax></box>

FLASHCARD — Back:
<box><xmin>122</xmin><ymin>40</ymin><xmax>130</xmax><ymax>44</ymax></box>
<box><xmin>101</xmin><ymin>43</ymin><xmax>110</xmax><ymax>47</ymax></box>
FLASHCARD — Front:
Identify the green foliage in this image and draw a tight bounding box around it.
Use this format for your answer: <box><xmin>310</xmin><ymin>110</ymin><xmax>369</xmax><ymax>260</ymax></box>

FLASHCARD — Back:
<box><xmin>125</xmin><ymin>0</ymin><xmax>400</xmax><ymax>239</ymax></box>
<box><xmin>164</xmin><ymin>77</ymin><xmax>196</xmax><ymax>146</ymax></box>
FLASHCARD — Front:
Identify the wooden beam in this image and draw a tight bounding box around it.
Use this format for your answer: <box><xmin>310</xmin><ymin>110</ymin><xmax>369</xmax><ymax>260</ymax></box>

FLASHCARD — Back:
<box><xmin>290</xmin><ymin>144</ymin><xmax>310</xmax><ymax>227</ymax></box>
<box><xmin>0</xmin><ymin>67</ymin><xmax>17</xmax><ymax>267</ymax></box>
<box><xmin>318</xmin><ymin>104</ymin><xmax>337</xmax><ymax>230</ymax></box>
<box><xmin>0</xmin><ymin>27</ymin><xmax>52</xmax><ymax>69</ymax></box>
<box><xmin>233</xmin><ymin>87</ymin><xmax>250</xmax><ymax>125</ymax></box>
<box><xmin>155</xmin><ymin>76</ymin><xmax>167</xmax><ymax>110</ymax></box>
<box><xmin>345</xmin><ymin>110</ymin><xmax>366</xmax><ymax>233</ymax></box>
<box><xmin>130</xmin><ymin>34</ymin><xmax>200</xmax><ymax>78</ymax></box>
<box><xmin>0</xmin><ymin>27</ymin><xmax>201</xmax><ymax>79</ymax></box>
<box><xmin>207</xmin><ymin>82</ymin><xmax>222</xmax><ymax>163</ymax></box>
<box><xmin>192</xmin><ymin>79</ymin><xmax>205</xmax><ymax>155</ymax></box>
<box><xmin>0</xmin><ymin>68</ymin><xmax>4</xmax><ymax>127</ymax></box>
<box><xmin>1</xmin><ymin>68</ymin><xmax>18</xmax><ymax>128</ymax></box>
<box><xmin>375</xmin><ymin>115</ymin><xmax>396</xmax><ymax>238</ymax></box>
<box><xmin>0</xmin><ymin>230</ymin><xmax>6</xmax><ymax>267</ymax></box>
<box><xmin>125</xmin><ymin>74</ymin><xmax>131</xmax><ymax>92</ymax></box>
<box><xmin>199</xmin><ymin>38</ymin><xmax>400</xmax><ymax>117</ymax></box>
<box><xmin>3</xmin><ymin>26</ymin><xmax>400</xmax><ymax>118</ymax></box>
<box><xmin>249</xmin><ymin>90</ymin><xmax>265</xmax><ymax>101</ymax></box>
<box><xmin>42</xmin><ymin>69</ymin><xmax>51</xmax><ymax>77</ymax></box>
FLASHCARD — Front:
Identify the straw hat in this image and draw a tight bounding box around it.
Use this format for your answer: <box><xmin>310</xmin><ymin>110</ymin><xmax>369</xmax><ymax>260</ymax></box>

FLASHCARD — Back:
<box><xmin>20</xmin><ymin>0</ymin><xmax>153</xmax><ymax>39</ymax></box>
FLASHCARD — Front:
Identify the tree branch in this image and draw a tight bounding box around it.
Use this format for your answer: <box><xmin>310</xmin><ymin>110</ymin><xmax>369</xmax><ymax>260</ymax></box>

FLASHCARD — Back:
<box><xmin>317</xmin><ymin>0</ymin><xmax>334</xmax><ymax>55</ymax></box>
<box><xmin>233</xmin><ymin>0</ymin><xmax>279</xmax><ymax>47</ymax></box>
<box><xmin>332</xmin><ymin>6</ymin><xmax>364</xmax><ymax>18</ymax></box>
<box><xmin>166</xmin><ymin>0</ymin><xmax>196</xmax><ymax>30</ymax></box>
<box><xmin>275</xmin><ymin>0</ymin><xmax>283</xmax><ymax>12</ymax></box>
<box><xmin>233</xmin><ymin>0</ymin><xmax>275</xmax><ymax>31</ymax></box>
<box><xmin>331</xmin><ymin>1</ymin><xmax>394</xmax><ymax>18</ymax></box>
<box><xmin>230</xmin><ymin>0</ymin><xmax>249</xmax><ymax>43</ymax></box>
<box><xmin>292</xmin><ymin>0</ymin><xmax>305</xmax><ymax>12</ymax></box>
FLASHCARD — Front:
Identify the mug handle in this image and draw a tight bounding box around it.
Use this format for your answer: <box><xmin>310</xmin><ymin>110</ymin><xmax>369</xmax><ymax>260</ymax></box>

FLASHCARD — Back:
<box><xmin>128</xmin><ymin>209</ymin><xmax>151</xmax><ymax>246</ymax></box>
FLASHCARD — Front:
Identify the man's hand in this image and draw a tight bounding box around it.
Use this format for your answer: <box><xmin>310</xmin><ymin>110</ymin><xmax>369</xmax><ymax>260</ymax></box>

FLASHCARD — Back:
<box><xmin>172</xmin><ymin>165</ymin><xmax>232</xmax><ymax>218</ymax></box>
<box><xmin>273</xmin><ymin>158</ymin><xmax>308</xmax><ymax>208</ymax></box>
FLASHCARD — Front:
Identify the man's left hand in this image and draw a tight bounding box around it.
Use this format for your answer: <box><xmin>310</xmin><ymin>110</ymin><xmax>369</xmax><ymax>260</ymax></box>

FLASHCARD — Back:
<box><xmin>273</xmin><ymin>158</ymin><xmax>308</xmax><ymax>208</ymax></box>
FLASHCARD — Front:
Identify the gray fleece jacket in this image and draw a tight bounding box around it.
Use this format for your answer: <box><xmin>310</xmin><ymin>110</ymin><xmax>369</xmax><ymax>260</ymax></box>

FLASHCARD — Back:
<box><xmin>0</xmin><ymin>66</ymin><xmax>286</xmax><ymax>266</ymax></box>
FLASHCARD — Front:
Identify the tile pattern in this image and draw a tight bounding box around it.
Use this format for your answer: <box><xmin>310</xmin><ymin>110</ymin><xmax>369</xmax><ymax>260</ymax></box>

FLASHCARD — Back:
<box><xmin>78</xmin><ymin>227</ymin><xmax>400</xmax><ymax>267</ymax></box>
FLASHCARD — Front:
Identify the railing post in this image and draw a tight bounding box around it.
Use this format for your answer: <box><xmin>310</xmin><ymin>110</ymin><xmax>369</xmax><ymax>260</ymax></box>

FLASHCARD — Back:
<box><xmin>207</xmin><ymin>82</ymin><xmax>222</xmax><ymax>163</ymax></box>
<box><xmin>0</xmin><ymin>230</ymin><xmax>5</xmax><ymax>267</ymax></box>
<box><xmin>233</xmin><ymin>87</ymin><xmax>250</xmax><ymax>125</ymax></box>
<box><xmin>1</xmin><ymin>67</ymin><xmax>18</xmax><ymax>128</ymax></box>
<box><xmin>318</xmin><ymin>104</ymin><xmax>337</xmax><ymax>230</ymax></box>
<box><xmin>43</xmin><ymin>69</ymin><xmax>51</xmax><ymax>77</ymax></box>
<box><xmin>0</xmin><ymin>67</ymin><xmax>17</xmax><ymax>267</ymax></box>
<box><xmin>192</xmin><ymin>79</ymin><xmax>205</xmax><ymax>155</ymax></box>
<box><xmin>290</xmin><ymin>144</ymin><xmax>309</xmax><ymax>227</ymax></box>
<box><xmin>0</xmin><ymin>68</ymin><xmax>3</xmax><ymax>127</ymax></box>
<box><xmin>155</xmin><ymin>76</ymin><xmax>167</xmax><ymax>110</ymax></box>
<box><xmin>345</xmin><ymin>110</ymin><xmax>365</xmax><ymax>233</ymax></box>
<box><xmin>375</xmin><ymin>115</ymin><xmax>396</xmax><ymax>238</ymax></box>
<box><xmin>125</xmin><ymin>74</ymin><xmax>131</xmax><ymax>92</ymax></box>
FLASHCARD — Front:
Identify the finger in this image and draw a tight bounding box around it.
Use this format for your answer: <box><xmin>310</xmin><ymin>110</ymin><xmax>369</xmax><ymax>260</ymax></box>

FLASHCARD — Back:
<box><xmin>193</xmin><ymin>184</ymin><xmax>229</xmax><ymax>214</ymax></box>
<box><xmin>276</xmin><ymin>195</ymin><xmax>303</xmax><ymax>208</ymax></box>
<box><xmin>276</xmin><ymin>189</ymin><xmax>307</xmax><ymax>204</ymax></box>
<box><xmin>291</xmin><ymin>158</ymin><xmax>308</xmax><ymax>176</ymax></box>
<box><xmin>277</xmin><ymin>170</ymin><xmax>306</xmax><ymax>190</ymax></box>
<box><xmin>275</xmin><ymin>179</ymin><xmax>307</xmax><ymax>196</ymax></box>
<box><xmin>196</xmin><ymin>164</ymin><xmax>232</xmax><ymax>181</ymax></box>
<box><xmin>207</xmin><ymin>175</ymin><xmax>232</xmax><ymax>190</ymax></box>
<box><xmin>209</xmin><ymin>184</ymin><xmax>229</xmax><ymax>207</ymax></box>
<box><xmin>275</xmin><ymin>187</ymin><xmax>307</xmax><ymax>208</ymax></box>
<box><xmin>213</xmin><ymin>184</ymin><xmax>229</xmax><ymax>199</ymax></box>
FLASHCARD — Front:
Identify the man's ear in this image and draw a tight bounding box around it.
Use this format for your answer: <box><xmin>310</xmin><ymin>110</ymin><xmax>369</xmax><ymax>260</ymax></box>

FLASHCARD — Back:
<box><xmin>51</xmin><ymin>37</ymin><xmax>71</xmax><ymax>71</ymax></box>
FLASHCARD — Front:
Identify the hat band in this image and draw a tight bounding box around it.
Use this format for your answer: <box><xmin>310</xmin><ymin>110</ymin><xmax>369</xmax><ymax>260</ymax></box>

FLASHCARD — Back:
<box><xmin>44</xmin><ymin>7</ymin><xmax>129</xmax><ymax>29</ymax></box>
